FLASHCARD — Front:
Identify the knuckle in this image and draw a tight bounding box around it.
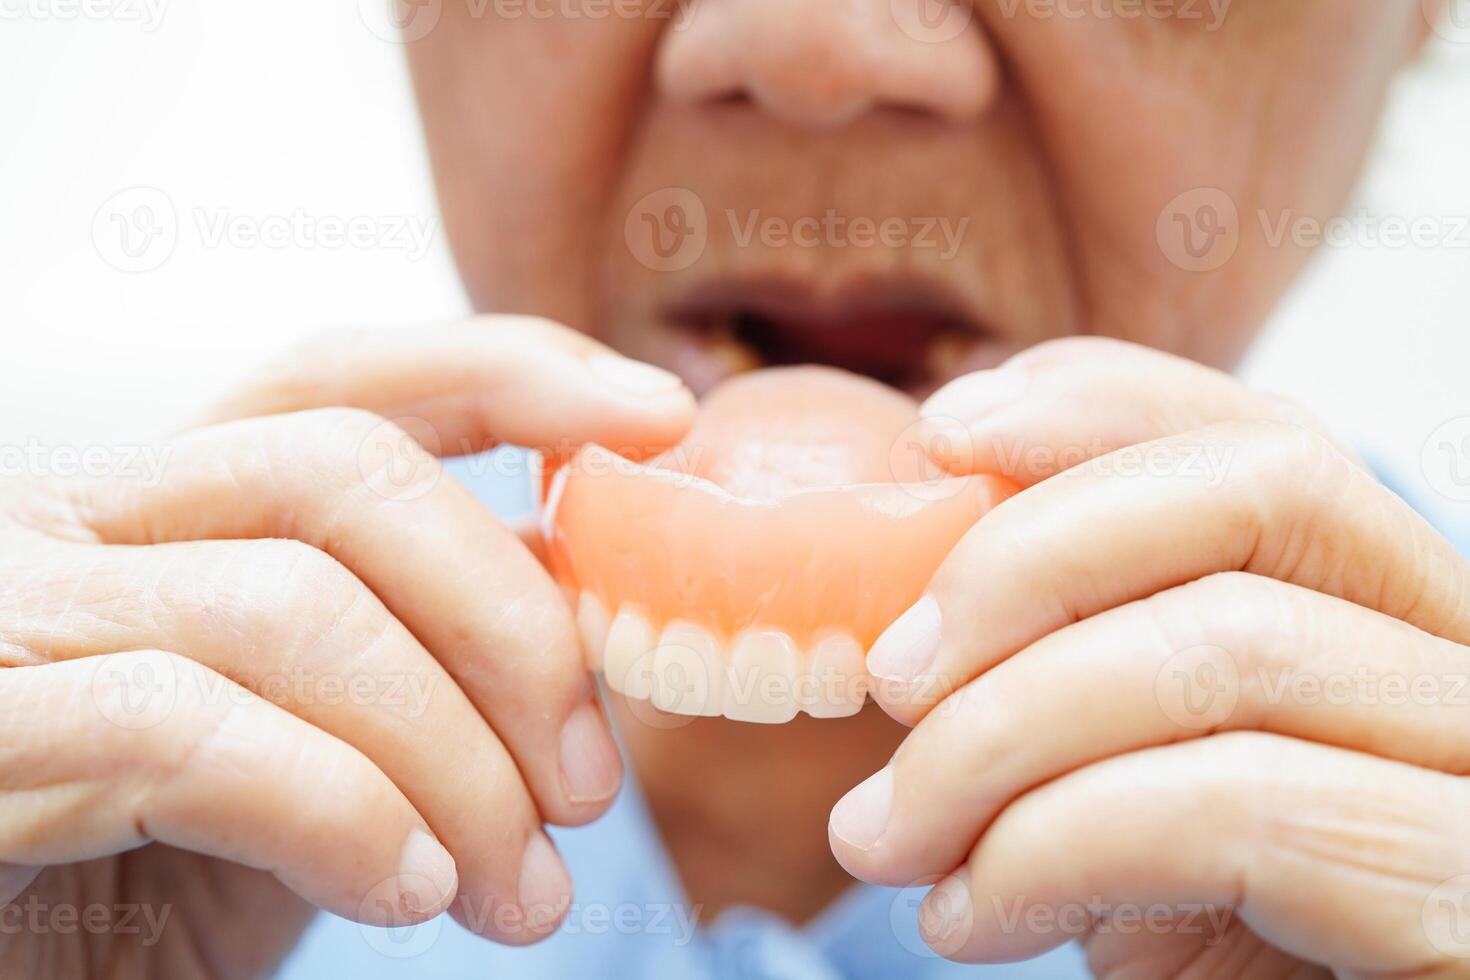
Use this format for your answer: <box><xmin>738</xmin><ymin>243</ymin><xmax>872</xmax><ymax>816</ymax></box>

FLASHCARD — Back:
<box><xmin>234</xmin><ymin>539</ymin><xmax>367</xmax><ymax>634</ymax></box>
<box><xmin>298</xmin><ymin>406</ymin><xmax>396</xmax><ymax>453</ymax></box>
<box><xmin>1237</xmin><ymin>417</ymin><xmax>1340</xmax><ymax>479</ymax></box>
<box><xmin>267</xmin><ymin>407</ymin><xmax>443</xmax><ymax>501</ymax></box>
<box><xmin>1180</xmin><ymin>570</ymin><xmax>1285</xmax><ymax>631</ymax></box>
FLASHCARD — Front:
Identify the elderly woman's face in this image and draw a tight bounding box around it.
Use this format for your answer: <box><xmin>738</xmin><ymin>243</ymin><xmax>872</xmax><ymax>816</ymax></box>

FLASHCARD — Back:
<box><xmin>407</xmin><ymin>1</ymin><xmax>1433</xmax><ymax>395</ymax></box>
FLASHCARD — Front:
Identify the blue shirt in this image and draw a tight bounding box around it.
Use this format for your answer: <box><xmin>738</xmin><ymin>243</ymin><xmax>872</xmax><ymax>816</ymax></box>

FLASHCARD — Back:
<box><xmin>273</xmin><ymin>451</ymin><xmax>1466</xmax><ymax>979</ymax></box>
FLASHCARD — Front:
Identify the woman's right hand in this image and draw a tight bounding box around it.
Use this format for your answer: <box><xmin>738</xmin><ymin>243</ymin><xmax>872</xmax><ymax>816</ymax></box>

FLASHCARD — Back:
<box><xmin>0</xmin><ymin>317</ymin><xmax>695</xmax><ymax>979</ymax></box>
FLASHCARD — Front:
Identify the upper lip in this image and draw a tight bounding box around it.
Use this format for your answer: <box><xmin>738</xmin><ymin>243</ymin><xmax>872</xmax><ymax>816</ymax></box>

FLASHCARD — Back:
<box><xmin>664</xmin><ymin>274</ymin><xmax>992</xmax><ymax>389</ymax></box>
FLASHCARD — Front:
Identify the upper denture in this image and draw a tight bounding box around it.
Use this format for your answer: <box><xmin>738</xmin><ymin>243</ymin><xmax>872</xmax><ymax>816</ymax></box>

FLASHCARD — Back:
<box><xmin>543</xmin><ymin>365</ymin><xmax>1014</xmax><ymax>723</ymax></box>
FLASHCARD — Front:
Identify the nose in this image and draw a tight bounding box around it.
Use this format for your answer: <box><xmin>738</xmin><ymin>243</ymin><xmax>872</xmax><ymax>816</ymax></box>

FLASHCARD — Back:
<box><xmin>657</xmin><ymin>0</ymin><xmax>999</xmax><ymax>128</ymax></box>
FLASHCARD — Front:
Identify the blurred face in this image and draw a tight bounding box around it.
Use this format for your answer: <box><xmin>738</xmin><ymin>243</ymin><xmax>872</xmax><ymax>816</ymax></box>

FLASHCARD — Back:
<box><xmin>407</xmin><ymin>0</ymin><xmax>1432</xmax><ymax>397</ymax></box>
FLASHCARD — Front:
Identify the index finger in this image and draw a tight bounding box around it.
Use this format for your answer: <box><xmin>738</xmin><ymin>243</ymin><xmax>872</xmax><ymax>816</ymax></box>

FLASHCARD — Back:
<box><xmin>200</xmin><ymin>315</ymin><xmax>696</xmax><ymax>459</ymax></box>
<box><xmin>918</xmin><ymin>335</ymin><xmax>1358</xmax><ymax>487</ymax></box>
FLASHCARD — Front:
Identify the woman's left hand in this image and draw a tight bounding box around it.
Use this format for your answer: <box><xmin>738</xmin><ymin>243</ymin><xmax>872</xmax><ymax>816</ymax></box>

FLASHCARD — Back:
<box><xmin>829</xmin><ymin>338</ymin><xmax>1470</xmax><ymax>978</ymax></box>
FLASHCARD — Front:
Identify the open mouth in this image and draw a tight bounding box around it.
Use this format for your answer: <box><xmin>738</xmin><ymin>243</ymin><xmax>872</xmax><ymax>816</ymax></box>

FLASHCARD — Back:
<box><xmin>663</xmin><ymin>277</ymin><xmax>1005</xmax><ymax>398</ymax></box>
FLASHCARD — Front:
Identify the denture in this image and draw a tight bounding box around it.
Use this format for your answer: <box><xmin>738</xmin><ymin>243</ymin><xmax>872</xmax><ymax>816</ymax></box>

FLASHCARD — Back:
<box><xmin>543</xmin><ymin>366</ymin><xmax>1014</xmax><ymax>723</ymax></box>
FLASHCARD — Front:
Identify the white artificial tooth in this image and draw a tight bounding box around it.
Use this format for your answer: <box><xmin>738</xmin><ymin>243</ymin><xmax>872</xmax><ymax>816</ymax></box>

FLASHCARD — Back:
<box><xmin>650</xmin><ymin>621</ymin><xmax>726</xmax><ymax>718</ymax></box>
<box><xmin>576</xmin><ymin>592</ymin><xmax>611</xmax><ymax>672</ymax></box>
<box><xmin>725</xmin><ymin>629</ymin><xmax>800</xmax><ymax>724</ymax></box>
<box><xmin>603</xmin><ymin>608</ymin><xmax>656</xmax><ymax>700</ymax></box>
<box><xmin>802</xmin><ymin>633</ymin><xmax>868</xmax><ymax>719</ymax></box>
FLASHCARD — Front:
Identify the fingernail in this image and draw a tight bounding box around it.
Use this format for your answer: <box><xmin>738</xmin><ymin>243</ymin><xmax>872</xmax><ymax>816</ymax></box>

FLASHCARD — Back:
<box><xmin>918</xmin><ymin>869</ymin><xmax>974</xmax><ymax>957</ymax></box>
<box><xmin>921</xmin><ymin>368</ymin><xmax>1029</xmax><ymax>423</ymax></box>
<box><xmin>589</xmin><ymin>354</ymin><xmax>685</xmax><ymax>395</ymax></box>
<box><xmin>867</xmin><ymin>594</ymin><xmax>942</xmax><ymax>683</ymax></box>
<box><xmin>829</xmin><ymin>766</ymin><xmax>894</xmax><ymax>851</ymax></box>
<box><xmin>559</xmin><ymin>698</ymin><xmax>623</xmax><ymax>805</ymax></box>
<box><xmin>519</xmin><ymin>831</ymin><xmax>573</xmax><ymax>933</ymax></box>
<box><xmin>396</xmin><ymin>828</ymin><xmax>458</xmax><ymax>919</ymax></box>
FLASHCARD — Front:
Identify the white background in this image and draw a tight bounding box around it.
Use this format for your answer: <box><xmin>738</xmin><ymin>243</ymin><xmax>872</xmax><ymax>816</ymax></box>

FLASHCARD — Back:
<box><xmin>2</xmin><ymin>2</ymin><xmax>1467</xmax><ymax>512</ymax></box>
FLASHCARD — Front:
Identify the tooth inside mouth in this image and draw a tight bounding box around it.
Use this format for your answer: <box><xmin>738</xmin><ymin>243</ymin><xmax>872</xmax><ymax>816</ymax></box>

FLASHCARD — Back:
<box><xmin>683</xmin><ymin>309</ymin><xmax>979</xmax><ymax>393</ymax></box>
<box><xmin>703</xmin><ymin>317</ymin><xmax>766</xmax><ymax>373</ymax></box>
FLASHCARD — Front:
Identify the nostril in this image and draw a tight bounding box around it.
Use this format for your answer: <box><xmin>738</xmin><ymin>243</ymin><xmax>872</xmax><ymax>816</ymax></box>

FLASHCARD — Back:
<box><xmin>655</xmin><ymin>0</ymin><xmax>999</xmax><ymax>128</ymax></box>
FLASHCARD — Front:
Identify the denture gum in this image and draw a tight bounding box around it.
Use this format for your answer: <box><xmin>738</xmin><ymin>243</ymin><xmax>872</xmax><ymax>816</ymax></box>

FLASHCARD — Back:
<box><xmin>543</xmin><ymin>366</ymin><xmax>1015</xmax><ymax>723</ymax></box>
